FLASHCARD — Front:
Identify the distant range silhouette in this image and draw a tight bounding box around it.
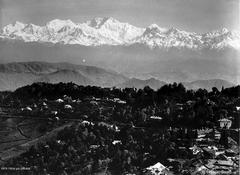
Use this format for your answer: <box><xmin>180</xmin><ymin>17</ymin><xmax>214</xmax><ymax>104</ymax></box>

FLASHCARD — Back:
<box><xmin>0</xmin><ymin>61</ymin><xmax>235</xmax><ymax>91</ymax></box>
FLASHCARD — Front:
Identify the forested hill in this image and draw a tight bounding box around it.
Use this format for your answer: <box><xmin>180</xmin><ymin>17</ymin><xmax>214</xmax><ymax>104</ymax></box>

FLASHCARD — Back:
<box><xmin>3</xmin><ymin>82</ymin><xmax>239</xmax><ymax>105</ymax></box>
<box><xmin>0</xmin><ymin>82</ymin><xmax>239</xmax><ymax>129</ymax></box>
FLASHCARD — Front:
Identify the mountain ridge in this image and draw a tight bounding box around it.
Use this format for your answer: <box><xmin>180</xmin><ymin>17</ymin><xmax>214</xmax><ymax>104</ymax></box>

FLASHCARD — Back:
<box><xmin>0</xmin><ymin>61</ymin><xmax>128</xmax><ymax>91</ymax></box>
<box><xmin>35</xmin><ymin>69</ymin><xmax>94</xmax><ymax>85</ymax></box>
<box><xmin>0</xmin><ymin>39</ymin><xmax>238</xmax><ymax>84</ymax></box>
<box><xmin>116</xmin><ymin>77</ymin><xmax>166</xmax><ymax>90</ymax></box>
<box><xmin>0</xmin><ymin>61</ymin><xmax>235</xmax><ymax>91</ymax></box>
<box><xmin>1</xmin><ymin>17</ymin><xmax>239</xmax><ymax>50</ymax></box>
<box><xmin>183</xmin><ymin>79</ymin><xmax>235</xmax><ymax>91</ymax></box>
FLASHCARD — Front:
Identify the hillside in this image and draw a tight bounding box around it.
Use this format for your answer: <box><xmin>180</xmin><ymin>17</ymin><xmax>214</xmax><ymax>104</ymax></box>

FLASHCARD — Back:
<box><xmin>35</xmin><ymin>69</ymin><xmax>94</xmax><ymax>85</ymax></box>
<box><xmin>117</xmin><ymin>78</ymin><xmax>166</xmax><ymax>90</ymax></box>
<box><xmin>0</xmin><ymin>61</ymin><xmax>236</xmax><ymax>91</ymax></box>
<box><xmin>0</xmin><ymin>72</ymin><xmax>40</xmax><ymax>91</ymax></box>
<box><xmin>183</xmin><ymin>79</ymin><xmax>235</xmax><ymax>91</ymax></box>
<box><xmin>0</xmin><ymin>61</ymin><xmax>128</xmax><ymax>91</ymax></box>
<box><xmin>0</xmin><ymin>40</ymin><xmax>238</xmax><ymax>84</ymax></box>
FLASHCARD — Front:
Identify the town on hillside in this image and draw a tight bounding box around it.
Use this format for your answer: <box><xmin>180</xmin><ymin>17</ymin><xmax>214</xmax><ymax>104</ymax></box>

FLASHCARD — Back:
<box><xmin>0</xmin><ymin>82</ymin><xmax>239</xmax><ymax>175</ymax></box>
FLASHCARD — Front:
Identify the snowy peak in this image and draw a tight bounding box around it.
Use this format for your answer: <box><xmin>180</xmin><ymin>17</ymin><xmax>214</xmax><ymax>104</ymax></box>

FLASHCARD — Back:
<box><xmin>46</xmin><ymin>19</ymin><xmax>76</xmax><ymax>31</ymax></box>
<box><xmin>202</xmin><ymin>28</ymin><xmax>240</xmax><ymax>49</ymax></box>
<box><xmin>86</xmin><ymin>17</ymin><xmax>118</xmax><ymax>29</ymax></box>
<box><xmin>1</xmin><ymin>21</ymin><xmax>25</xmax><ymax>34</ymax></box>
<box><xmin>137</xmin><ymin>25</ymin><xmax>202</xmax><ymax>49</ymax></box>
<box><xmin>0</xmin><ymin>17</ymin><xmax>239</xmax><ymax>50</ymax></box>
<box><xmin>84</xmin><ymin>17</ymin><xmax>144</xmax><ymax>42</ymax></box>
<box><xmin>142</xmin><ymin>24</ymin><xmax>168</xmax><ymax>36</ymax></box>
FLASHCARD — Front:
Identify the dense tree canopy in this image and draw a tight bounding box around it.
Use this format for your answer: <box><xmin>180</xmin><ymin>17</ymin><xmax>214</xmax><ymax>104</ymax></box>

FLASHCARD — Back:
<box><xmin>6</xmin><ymin>82</ymin><xmax>239</xmax><ymax>104</ymax></box>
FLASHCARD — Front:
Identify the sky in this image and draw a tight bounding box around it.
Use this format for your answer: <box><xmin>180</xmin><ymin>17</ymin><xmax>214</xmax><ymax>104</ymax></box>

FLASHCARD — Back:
<box><xmin>0</xmin><ymin>0</ymin><xmax>239</xmax><ymax>33</ymax></box>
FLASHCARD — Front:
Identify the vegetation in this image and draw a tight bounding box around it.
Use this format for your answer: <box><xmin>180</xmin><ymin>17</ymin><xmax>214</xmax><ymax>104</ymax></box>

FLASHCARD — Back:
<box><xmin>3</xmin><ymin>82</ymin><xmax>239</xmax><ymax>129</ymax></box>
<box><xmin>0</xmin><ymin>82</ymin><xmax>239</xmax><ymax>174</ymax></box>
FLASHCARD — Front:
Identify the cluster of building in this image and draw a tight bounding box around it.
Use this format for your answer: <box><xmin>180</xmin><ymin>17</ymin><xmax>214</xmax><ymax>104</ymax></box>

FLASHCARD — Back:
<box><xmin>0</xmin><ymin>92</ymin><xmax>239</xmax><ymax>174</ymax></box>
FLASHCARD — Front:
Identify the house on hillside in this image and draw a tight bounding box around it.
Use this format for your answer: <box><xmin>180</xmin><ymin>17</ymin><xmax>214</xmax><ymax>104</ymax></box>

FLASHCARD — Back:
<box><xmin>64</xmin><ymin>104</ymin><xmax>72</xmax><ymax>109</ymax></box>
<box><xmin>145</xmin><ymin>162</ymin><xmax>171</xmax><ymax>175</ymax></box>
<box><xmin>218</xmin><ymin>118</ymin><xmax>232</xmax><ymax>129</ymax></box>
<box><xmin>56</xmin><ymin>99</ymin><xmax>64</xmax><ymax>103</ymax></box>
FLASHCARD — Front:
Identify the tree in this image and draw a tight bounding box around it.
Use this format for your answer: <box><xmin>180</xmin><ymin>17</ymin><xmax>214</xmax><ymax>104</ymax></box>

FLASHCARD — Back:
<box><xmin>219</xmin><ymin>130</ymin><xmax>229</xmax><ymax>148</ymax></box>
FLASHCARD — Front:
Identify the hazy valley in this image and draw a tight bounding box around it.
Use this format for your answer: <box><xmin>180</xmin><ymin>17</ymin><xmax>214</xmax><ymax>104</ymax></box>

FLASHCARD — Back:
<box><xmin>0</xmin><ymin>61</ymin><xmax>235</xmax><ymax>91</ymax></box>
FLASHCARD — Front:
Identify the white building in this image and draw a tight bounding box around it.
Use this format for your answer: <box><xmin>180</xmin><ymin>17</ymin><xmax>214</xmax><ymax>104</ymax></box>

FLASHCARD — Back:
<box><xmin>56</xmin><ymin>99</ymin><xmax>64</xmax><ymax>103</ymax></box>
<box><xmin>218</xmin><ymin>118</ymin><xmax>232</xmax><ymax>129</ymax></box>
<box><xmin>64</xmin><ymin>104</ymin><xmax>72</xmax><ymax>109</ymax></box>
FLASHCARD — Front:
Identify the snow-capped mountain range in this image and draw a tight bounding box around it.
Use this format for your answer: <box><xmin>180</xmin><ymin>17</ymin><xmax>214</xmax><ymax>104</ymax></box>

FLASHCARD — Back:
<box><xmin>0</xmin><ymin>17</ymin><xmax>239</xmax><ymax>50</ymax></box>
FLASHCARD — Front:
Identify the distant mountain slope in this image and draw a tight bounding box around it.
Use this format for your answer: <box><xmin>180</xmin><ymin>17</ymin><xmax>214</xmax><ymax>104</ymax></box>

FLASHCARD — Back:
<box><xmin>0</xmin><ymin>39</ymin><xmax>238</xmax><ymax>84</ymax></box>
<box><xmin>0</xmin><ymin>61</ymin><xmax>57</xmax><ymax>74</ymax></box>
<box><xmin>0</xmin><ymin>61</ymin><xmax>128</xmax><ymax>91</ymax></box>
<box><xmin>0</xmin><ymin>72</ymin><xmax>40</xmax><ymax>91</ymax></box>
<box><xmin>36</xmin><ymin>69</ymin><xmax>94</xmax><ymax>85</ymax></box>
<box><xmin>117</xmin><ymin>78</ymin><xmax>166</xmax><ymax>90</ymax></box>
<box><xmin>1</xmin><ymin>17</ymin><xmax>239</xmax><ymax>86</ymax></box>
<box><xmin>183</xmin><ymin>79</ymin><xmax>235</xmax><ymax>90</ymax></box>
<box><xmin>0</xmin><ymin>61</ymin><xmax>235</xmax><ymax>91</ymax></box>
<box><xmin>117</xmin><ymin>78</ymin><xmax>235</xmax><ymax>91</ymax></box>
